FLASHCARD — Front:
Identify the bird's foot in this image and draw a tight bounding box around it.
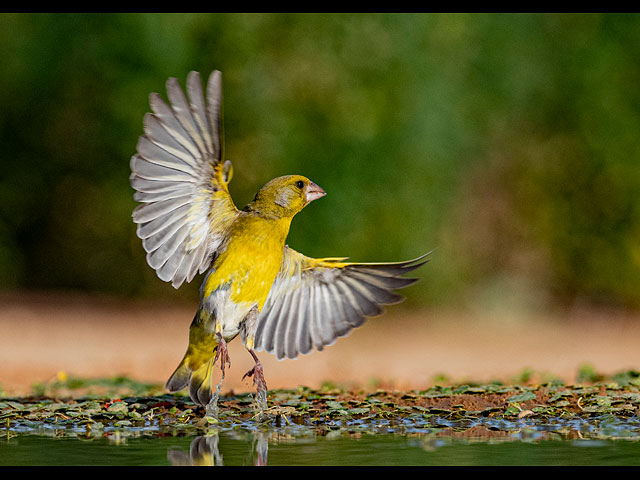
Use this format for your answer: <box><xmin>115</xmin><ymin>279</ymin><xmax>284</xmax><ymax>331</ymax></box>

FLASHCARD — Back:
<box><xmin>213</xmin><ymin>334</ymin><xmax>231</xmax><ymax>378</ymax></box>
<box><xmin>244</xmin><ymin>362</ymin><xmax>268</xmax><ymax>412</ymax></box>
<box><xmin>242</xmin><ymin>361</ymin><xmax>268</xmax><ymax>393</ymax></box>
<box><xmin>244</xmin><ymin>349</ymin><xmax>268</xmax><ymax>412</ymax></box>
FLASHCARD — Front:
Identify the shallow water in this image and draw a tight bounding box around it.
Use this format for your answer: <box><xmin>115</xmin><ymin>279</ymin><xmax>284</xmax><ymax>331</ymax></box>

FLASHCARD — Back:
<box><xmin>3</xmin><ymin>414</ymin><xmax>640</xmax><ymax>465</ymax></box>
<box><xmin>2</xmin><ymin>431</ymin><xmax>640</xmax><ymax>466</ymax></box>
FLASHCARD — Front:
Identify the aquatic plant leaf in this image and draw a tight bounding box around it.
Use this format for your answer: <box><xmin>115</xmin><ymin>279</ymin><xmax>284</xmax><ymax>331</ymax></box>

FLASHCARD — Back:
<box><xmin>507</xmin><ymin>391</ymin><xmax>536</xmax><ymax>403</ymax></box>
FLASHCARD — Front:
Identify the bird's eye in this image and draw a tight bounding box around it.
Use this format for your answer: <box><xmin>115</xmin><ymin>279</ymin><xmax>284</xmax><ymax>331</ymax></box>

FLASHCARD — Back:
<box><xmin>295</xmin><ymin>180</ymin><xmax>304</xmax><ymax>189</ymax></box>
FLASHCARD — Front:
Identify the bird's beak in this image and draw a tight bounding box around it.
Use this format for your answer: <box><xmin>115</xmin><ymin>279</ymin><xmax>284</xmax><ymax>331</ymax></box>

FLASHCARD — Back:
<box><xmin>305</xmin><ymin>182</ymin><xmax>326</xmax><ymax>203</ymax></box>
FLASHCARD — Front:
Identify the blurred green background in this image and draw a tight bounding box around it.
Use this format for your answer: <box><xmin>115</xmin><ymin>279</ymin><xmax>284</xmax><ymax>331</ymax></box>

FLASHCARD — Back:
<box><xmin>0</xmin><ymin>13</ymin><xmax>638</xmax><ymax>313</ymax></box>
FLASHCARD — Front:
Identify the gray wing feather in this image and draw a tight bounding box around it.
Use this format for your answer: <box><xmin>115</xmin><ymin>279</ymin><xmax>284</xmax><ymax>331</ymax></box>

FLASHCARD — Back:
<box><xmin>272</xmin><ymin>286</ymin><xmax>297</xmax><ymax>359</ymax></box>
<box><xmin>334</xmin><ymin>279</ymin><xmax>368</xmax><ymax>326</ymax></box>
<box><xmin>136</xmin><ymin>136</ymin><xmax>196</xmax><ymax>175</ymax></box>
<box><xmin>166</xmin><ymin>77</ymin><xmax>208</xmax><ymax>157</ymax></box>
<box><xmin>132</xmin><ymin>195</ymin><xmax>192</xmax><ymax>224</ymax></box>
<box><xmin>136</xmin><ymin>203</ymin><xmax>189</xmax><ymax>239</ymax></box>
<box><xmin>255</xmin><ymin>252</ymin><xmax>429</xmax><ymax>360</ymax></box>
<box><xmin>141</xmin><ymin>209</ymin><xmax>189</xmax><ymax>253</ymax></box>
<box><xmin>131</xmin><ymin>70</ymin><xmax>236</xmax><ymax>288</ymax></box>
<box><xmin>148</xmin><ymin>92</ymin><xmax>201</xmax><ymax>163</ymax></box>
<box><xmin>315</xmin><ymin>283</ymin><xmax>335</xmax><ymax>348</ymax></box>
<box><xmin>143</xmin><ymin>113</ymin><xmax>195</xmax><ymax>165</ymax></box>
<box><xmin>130</xmin><ymin>176</ymin><xmax>185</xmax><ymax>194</ymax></box>
<box><xmin>146</xmin><ymin>226</ymin><xmax>190</xmax><ymax>270</ymax></box>
<box><xmin>206</xmin><ymin>71</ymin><xmax>223</xmax><ymax>158</ymax></box>
<box><xmin>257</xmin><ymin>286</ymin><xmax>288</xmax><ymax>353</ymax></box>
<box><xmin>284</xmin><ymin>286</ymin><xmax>304</xmax><ymax>359</ymax></box>
<box><xmin>130</xmin><ymin>154</ymin><xmax>192</xmax><ymax>182</ymax></box>
<box><xmin>133</xmin><ymin>187</ymin><xmax>190</xmax><ymax>204</ymax></box>
<box><xmin>296</xmin><ymin>285</ymin><xmax>313</xmax><ymax>355</ymax></box>
<box><xmin>325</xmin><ymin>282</ymin><xmax>351</xmax><ymax>338</ymax></box>
<box><xmin>307</xmin><ymin>283</ymin><xmax>324</xmax><ymax>351</ymax></box>
<box><xmin>187</xmin><ymin>71</ymin><xmax>214</xmax><ymax>155</ymax></box>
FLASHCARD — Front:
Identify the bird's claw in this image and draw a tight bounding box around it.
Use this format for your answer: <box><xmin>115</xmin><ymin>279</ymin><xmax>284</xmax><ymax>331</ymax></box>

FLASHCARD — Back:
<box><xmin>213</xmin><ymin>335</ymin><xmax>231</xmax><ymax>377</ymax></box>
<box><xmin>243</xmin><ymin>362</ymin><xmax>268</xmax><ymax>393</ymax></box>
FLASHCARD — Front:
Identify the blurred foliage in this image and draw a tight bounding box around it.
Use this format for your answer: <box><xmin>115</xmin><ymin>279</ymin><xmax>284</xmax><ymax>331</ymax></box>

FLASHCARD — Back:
<box><xmin>0</xmin><ymin>13</ymin><xmax>638</xmax><ymax>311</ymax></box>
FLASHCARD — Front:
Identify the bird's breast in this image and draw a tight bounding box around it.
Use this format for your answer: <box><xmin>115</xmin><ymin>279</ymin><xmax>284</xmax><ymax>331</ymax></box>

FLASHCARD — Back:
<box><xmin>202</xmin><ymin>214</ymin><xmax>290</xmax><ymax>317</ymax></box>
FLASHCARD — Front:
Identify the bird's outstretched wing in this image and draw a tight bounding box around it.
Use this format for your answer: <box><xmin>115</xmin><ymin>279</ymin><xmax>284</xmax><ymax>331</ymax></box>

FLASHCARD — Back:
<box><xmin>254</xmin><ymin>247</ymin><xmax>430</xmax><ymax>360</ymax></box>
<box><xmin>130</xmin><ymin>71</ymin><xmax>239</xmax><ymax>288</ymax></box>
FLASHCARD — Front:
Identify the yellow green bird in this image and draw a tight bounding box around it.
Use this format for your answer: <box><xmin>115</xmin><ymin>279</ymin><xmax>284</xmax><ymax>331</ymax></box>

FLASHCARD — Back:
<box><xmin>130</xmin><ymin>70</ymin><xmax>429</xmax><ymax>408</ymax></box>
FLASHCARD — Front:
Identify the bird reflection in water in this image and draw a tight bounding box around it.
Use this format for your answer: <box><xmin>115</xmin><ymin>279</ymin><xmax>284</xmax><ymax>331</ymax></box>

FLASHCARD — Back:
<box><xmin>167</xmin><ymin>431</ymin><xmax>269</xmax><ymax>466</ymax></box>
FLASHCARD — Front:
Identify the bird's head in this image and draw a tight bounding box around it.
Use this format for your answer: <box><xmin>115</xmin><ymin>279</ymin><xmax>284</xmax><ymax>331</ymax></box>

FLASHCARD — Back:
<box><xmin>247</xmin><ymin>175</ymin><xmax>326</xmax><ymax>219</ymax></box>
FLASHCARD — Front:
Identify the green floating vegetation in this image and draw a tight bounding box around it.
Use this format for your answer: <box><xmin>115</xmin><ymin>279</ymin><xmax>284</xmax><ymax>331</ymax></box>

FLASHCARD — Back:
<box><xmin>2</xmin><ymin>369</ymin><xmax>640</xmax><ymax>442</ymax></box>
<box><xmin>29</xmin><ymin>373</ymin><xmax>166</xmax><ymax>399</ymax></box>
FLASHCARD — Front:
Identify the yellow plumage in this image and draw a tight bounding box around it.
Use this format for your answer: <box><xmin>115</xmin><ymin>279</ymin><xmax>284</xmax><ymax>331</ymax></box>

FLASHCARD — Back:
<box><xmin>203</xmin><ymin>214</ymin><xmax>290</xmax><ymax>304</ymax></box>
<box><xmin>130</xmin><ymin>70</ymin><xmax>428</xmax><ymax>409</ymax></box>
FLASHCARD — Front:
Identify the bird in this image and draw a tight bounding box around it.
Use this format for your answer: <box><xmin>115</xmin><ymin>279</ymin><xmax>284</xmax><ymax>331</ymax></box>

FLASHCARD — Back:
<box><xmin>129</xmin><ymin>70</ymin><xmax>429</xmax><ymax>409</ymax></box>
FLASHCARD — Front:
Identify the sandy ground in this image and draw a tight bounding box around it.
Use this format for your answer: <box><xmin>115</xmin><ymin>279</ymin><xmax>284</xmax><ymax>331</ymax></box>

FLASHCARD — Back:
<box><xmin>1</xmin><ymin>291</ymin><xmax>639</xmax><ymax>396</ymax></box>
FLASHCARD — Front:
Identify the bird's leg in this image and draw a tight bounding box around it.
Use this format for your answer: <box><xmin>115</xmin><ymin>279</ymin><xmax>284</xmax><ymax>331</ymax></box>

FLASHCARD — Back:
<box><xmin>239</xmin><ymin>308</ymin><xmax>267</xmax><ymax>410</ymax></box>
<box><xmin>242</xmin><ymin>349</ymin><xmax>268</xmax><ymax>394</ymax></box>
<box><xmin>213</xmin><ymin>331</ymin><xmax>231</xmax><ymax>378</ymax></box>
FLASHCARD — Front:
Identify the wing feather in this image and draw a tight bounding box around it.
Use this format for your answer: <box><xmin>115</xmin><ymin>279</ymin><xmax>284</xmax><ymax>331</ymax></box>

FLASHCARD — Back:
<box><xmin>278</xmin><ymin>286</ymin><xmax>302</xmax><ymax>360</ymax></box>
<box><xmin>136</xmin><ymin>204</ymin><xmax>189</xmax><ymax>239</ymax></box>
<box><xmin>166</xmin><ymin>77</ymin><xmax>208</xmax><ymax>157</ymax></box>
<box><xmin>133</xmin><ymin>187</ymin><xmax>191</xmax><ymax>204</ymax></box>
<box><xmin>325</xmin><ymin>282</ymin><xmax>351</xmax><ymax>338</ymax></box>
<box><xmin>143</xmin><ymin>113</ymin><xmax>196</xmax><ymax>165</ymax></box>
<box><xmin>206</xmin><ymin>71</ymin><xmax>223</xmax><ymax>157</ymax></box>
<box><xmin>317</xmin><ymin>283</ymin><xmax>337</xmax><ymax>347</ymax></box>
<box><xmin>296</xmin><ymin>284</ymin><xmax>313</xmax><ymax>356</ymax></box>
<box><xmin>255</xmin><ymin>247</ymin><xmax>429</xmax><ymax>360</ymax></box>
<box><xmin>146</xmin><ymin>226</ymin><xmax>190</xmax><ymax>270</ymax></box>
<box><xmin>131</xmin><ymin>71</ymin><xmax>238</xmax><ymax>288</ymax></box>
<box><xmin>256</xmin><ymin>279</ymin><xmax>290</xmax><ymax>353</ymax></box>
<box><xmin>136</xmin><ymin>136</ymin><xmax>196</xmax><ymax>175</ymax></box>
<box><xmin>308</xmin><ymin>283</ymin><xmax>325</xmax><ymax>351</ymax></box>
<box><xmin>284</xmin><ymin>285</ymin><xmax>303</xmax><ymax>359</ymax></box>
<box><xmin>132</xmin><ymin>195</ymin><xmax>192</xmax><ymax>223</ymax></box>
<box><xmin>334</xmin><ymin>279</ymin><xmax>368</xmax><ymax>327</ymax></box>
<box><xmin>149</xmin><ymin>93</ymin><xmax>201</xmax><ymax>164</ymax></box>
<box><xmin>130</xmin><ymin>176</ymin><xmax>186</xmax><ymax>194</ymax></box>
<box><xmin>187</xmin><ymin>71</ymin><xmax>214</xmax><ymax>155</ymax></box>
<box><xmin>141</xmin><ymin>210</ymin><xmax>189</xmax><ymax>252</ymax></box>
<box><xmin>131</xmin><ymin>155</ymin><xmax>193</xmax><ymax>182</ymax></box>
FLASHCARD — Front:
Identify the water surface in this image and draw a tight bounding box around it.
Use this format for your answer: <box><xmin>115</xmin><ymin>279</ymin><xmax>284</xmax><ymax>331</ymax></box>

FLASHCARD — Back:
<box><xmin>3</xmin><ymin>416</ymin><xmax>640</xmax><ymax>466</ymax></box>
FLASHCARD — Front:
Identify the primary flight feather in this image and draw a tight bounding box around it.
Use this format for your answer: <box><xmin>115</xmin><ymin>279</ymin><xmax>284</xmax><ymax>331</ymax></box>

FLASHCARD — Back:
<box><xmin>130</xmin><ymin>70</ymin><xmax>429</xmax><ymax>408</ymax></box>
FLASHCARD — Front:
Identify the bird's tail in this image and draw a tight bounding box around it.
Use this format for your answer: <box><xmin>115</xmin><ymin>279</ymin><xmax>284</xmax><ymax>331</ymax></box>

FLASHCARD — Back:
<box><xmin>166</xmin><ymin>310</ymin><xmax>219</xmax><ymax>407</ymax></box>
<box><xmin>166</xmin><ymin>355</ymin><xmax>216</xmax><ymax>407</ymax></box>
